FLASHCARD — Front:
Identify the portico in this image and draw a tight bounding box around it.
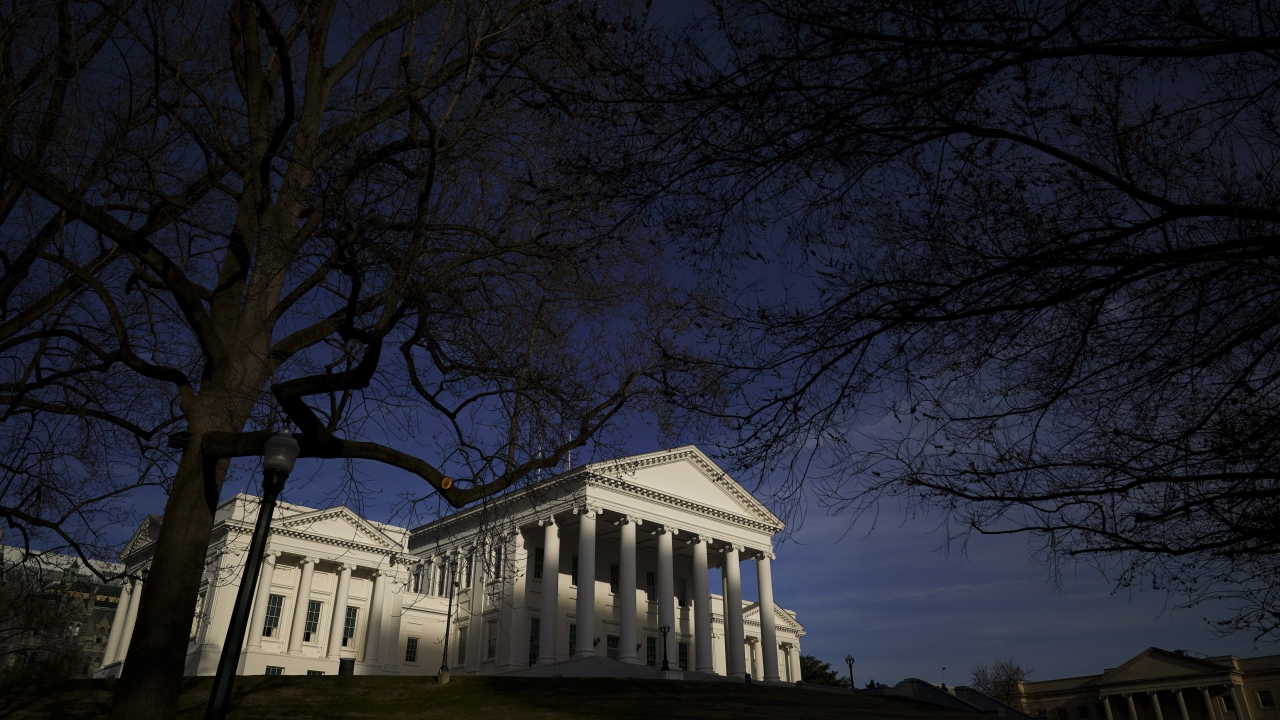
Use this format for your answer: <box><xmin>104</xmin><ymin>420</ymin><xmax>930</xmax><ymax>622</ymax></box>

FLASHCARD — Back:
<box><xmin>1015</xmin><ymin>648</ymin><xmax>1280</xmax><ymax>720</ymax></box>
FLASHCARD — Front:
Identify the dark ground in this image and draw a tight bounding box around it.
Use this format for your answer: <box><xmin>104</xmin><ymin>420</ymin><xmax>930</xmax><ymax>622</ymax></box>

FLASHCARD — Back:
<box><xmin>0</xmin><ymin>675</ymin><xmax>977</xmax><ymax>719</ymax></box>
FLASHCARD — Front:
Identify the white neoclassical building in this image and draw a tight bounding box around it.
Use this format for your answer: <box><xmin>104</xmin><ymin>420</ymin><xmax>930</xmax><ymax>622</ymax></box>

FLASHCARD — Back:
<box><xmin>96</xmin><ymin>446</ymin><xmax>804</xmax><ymax>681</ymax></box>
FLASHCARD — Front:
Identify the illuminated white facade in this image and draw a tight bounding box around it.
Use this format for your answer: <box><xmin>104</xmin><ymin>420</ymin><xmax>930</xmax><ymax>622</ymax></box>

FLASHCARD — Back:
<box><xmin>96</xmin><ymin>446</ymin><xmax>804</xmax><ymax>680</ymax></box>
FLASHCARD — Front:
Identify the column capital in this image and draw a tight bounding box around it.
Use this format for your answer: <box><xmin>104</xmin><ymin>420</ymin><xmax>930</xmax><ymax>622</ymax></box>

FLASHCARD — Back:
<box><xmin>539</xmin><ymin>516</ymin><xmax>558</xmax><ymax>527</ymax></box>
<box><xmin>616</xmin><ymin>514</ymin><xmax>642</xmax><ymax>526</ymax></box>
<box><xmin>573</xmin><ymin>506</ymin><xmax>600</xmax><ymax>519</ymax></box>
<box><xmin>340</xmin><ymin>562</ymin><xmax>356</xmax><ymax>572</ymax></box>
<box><xmin>722</xmin><ymin>543</ymin><xmax>744</xmax><ymax>553</ymax></box>
<box><xmin>263</xmin><ymin>549</ymin><xmax>280</xmax><ymax>560</ymax></box>
<box><xmin>691</xmin><ymin>534</ymin><xmax>713</xmax><ymax>544</ymax></box>
<box><xmin>303</xmin><ymin>556</ymin><xmax>319</xmax><ymax>565</ymax></box>
<box><xmin>758</xmin><ymin>551</ymin><xmax>776</xmax><ymax>561</ymax></box>
<box><xmin>654</xmin><ymin>524</ymin><xmax>678</xmax><ymax>535</ymax></box>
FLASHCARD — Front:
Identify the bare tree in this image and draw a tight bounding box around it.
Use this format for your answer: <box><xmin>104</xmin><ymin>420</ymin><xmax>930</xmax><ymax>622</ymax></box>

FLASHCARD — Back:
<box><xmin>0</xmin><ymin>0</ymin><xmax>693</xmax><ymax>716</ymax></box>
<box><xmin>971</xmin><ymin>658</ymin><xmax>1034</xmax><ymax>709</ymax></box>
<box><xmin>632</xmin><ymin>0</ymin><xmax>1280</xmax><ymax>640</ymax></box>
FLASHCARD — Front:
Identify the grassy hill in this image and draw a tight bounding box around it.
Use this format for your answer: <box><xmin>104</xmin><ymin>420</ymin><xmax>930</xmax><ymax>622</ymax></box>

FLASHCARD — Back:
<box><xmin>0</xmin><ymin>676</ymin><xmax>978</xmax><ymax>720</ymax></box>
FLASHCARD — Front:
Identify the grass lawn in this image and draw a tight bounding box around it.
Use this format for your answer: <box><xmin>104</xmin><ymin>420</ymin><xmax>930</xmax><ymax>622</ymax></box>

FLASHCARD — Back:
<box><xmin>0</xmin><ymin>675</ymin><xmax>976</xmax><ymax>719</ymax></box>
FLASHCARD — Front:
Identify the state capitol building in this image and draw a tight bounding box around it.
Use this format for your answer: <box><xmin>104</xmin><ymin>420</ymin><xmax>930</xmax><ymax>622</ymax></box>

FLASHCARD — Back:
<box><xmin>95</xmin><ymin>446</ymin><xmax>805</xmax><ymax>681</ymax></box>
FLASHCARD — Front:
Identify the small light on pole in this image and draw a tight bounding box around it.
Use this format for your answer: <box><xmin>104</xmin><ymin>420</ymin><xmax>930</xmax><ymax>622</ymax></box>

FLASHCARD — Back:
<box><xmin>660</xmin><ymin>625</ymin><xmax>671</xmax><ymax>671</ymax></box>
<box><xmin>846</xmin><ymin>654</ymin><xmax>855</xmax><ymax>689</ymax></box>
<box><xmin>206</xmin><ymin>430</ymin><xmax>300</xmax><ymax>720</ymax></box>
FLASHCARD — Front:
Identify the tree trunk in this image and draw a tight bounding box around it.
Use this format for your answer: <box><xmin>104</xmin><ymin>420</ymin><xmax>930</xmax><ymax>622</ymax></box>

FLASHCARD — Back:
<box><xmin>108</xmin><ymin>438</ymin><xmax>227</xmax><ymax>720</ymax></box>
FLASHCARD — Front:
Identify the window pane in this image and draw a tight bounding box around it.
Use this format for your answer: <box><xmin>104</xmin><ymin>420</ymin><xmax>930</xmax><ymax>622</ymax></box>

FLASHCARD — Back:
<box><xmin>486</xmin><ymin>620</ymin><xmax>498</xmax><ymax>659</ymax></box>
<box><xmin>265</xmin><ymin>666</ymin><xmax>284</xmax><ymax>676</ymax></box>
<box><xmin>645</xmin><ymin>573</ymin><xmax>655</xmax><ymax>601</ymax></box>
<box><xmin>569</xmin><ymin>623</ymin><xmax>577</xmax><ymax>652</ymax></box>
<box><xmin>263</xmin><ymin>595</ymin><xmax>284</xmax><ymax>637</ymax></box>
<box><xmin>457</xmin><ymin>626</ymin><xmax>468</xmax><ymax>664</ymax></box>
<box><xmin>342</xmin><ymin>607</ymin><xmax>357</xmax><ymax>646</ymax></box>
<box><xmin>303</xmin><ymin>600</ymin><xmax>321</xmax><ymax>642</ymax></box>
<box><xmin>678</xmin><ymin>642</ymin><xmax>689</xmax><ymax>671</ymax></box>
<box><xmin>571</xmin><ymin>555</ymin><xmax>579</xmax><ymax>586</ymax></box>
<box><xmin>405</xmin><ymin>637</ymin><xmax>419</xmax><ymax>663</ymax></box>
<box><xmin>646</xmin><ymin>636</ymin><xmax>657</xmax><ymax>667</ymax></box>
<box><xmin>533</xmin><ymin>548</ymin><xmax>544</xmax><ymax>580</ymax></box>
<box><xmin>606</xmin><ymin>635</ymin><xmax>619</xmax><ymax>661</ymax></box>
<box><xmin>677</xmin><ymin>578</ymin><xmax>686</xmax><ymax>607</ymax></box>
<box><xmin>306</xmin><ymin>670</ymin><xmax>325</xmax><ymax>676</ymax></box>
<box><xmin>528</xmin><ymin>617</ymin><xmax>541</xmax><ymax>666</ymax></box>
<box><xmin>610</xmin><ymin>564</ymin><xmax>619</xmax><ymax>594</ymax></box>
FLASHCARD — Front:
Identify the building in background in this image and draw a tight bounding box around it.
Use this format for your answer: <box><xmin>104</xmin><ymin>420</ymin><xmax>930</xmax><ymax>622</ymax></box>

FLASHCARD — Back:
<box><xmin>97</xmin><ymin>446</ymin><xmax>804</xmax><ymax>681</ymax></box>
<box><xmin>1013</xmin><ymin>648</ymin><xmax>1280</xmax><ymax>720</ymax></box>
<box><xmin>0</xmin><ymin>545</ymin><xmax>125</xmax><ymax>679</ymax></box>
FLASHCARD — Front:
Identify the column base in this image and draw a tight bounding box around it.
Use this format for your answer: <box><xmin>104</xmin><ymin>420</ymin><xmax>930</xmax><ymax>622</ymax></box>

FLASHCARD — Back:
<box><xmin>659</xmin><ymin>670</ymin><xmax>685</xmax><ymax>680</ymax></box>
<box><xmin>620</xmin><ymin>657</ymin><xmax>641</xmax><ymax>665</ymax></box>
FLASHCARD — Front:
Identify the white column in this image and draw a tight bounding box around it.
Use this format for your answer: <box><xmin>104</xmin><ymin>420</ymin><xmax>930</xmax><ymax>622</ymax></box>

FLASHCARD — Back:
<box><xmin>1232</xmin><ymin>686</ymin><xmax>1251</xmax><ymax>720</ymax></box>
<box><xmin>327</xmin><ymin>563</ymin><xmax>354</xmax><ymax>658</ymax></box>
<box><xmin>502</xmin><ymin>531</ymin><xmax>529</xmax><ymax>670</ymax></box>
<box><xmin>1151</xmin><ymin>692</ymin><xmax>1166</xmax><ymax>720</ymax></box>
<box><xmin>537</xmin><ymin>518</ymin><xmax>560</xmax><ymax>664</ymax></box>
<box><xmin>246</xmin><ymin>550</ymin><xmax>279</xmax><ymax>649</ymax></box>
<box><xmin>102</xmin><ymin>578</ymin><xmax>133</xmax><ymax>664</ymax></box>
<box><xmin>724</xmin><ymin>545</ymin><xmax>746</xmax><ymax>678</ymax></box>
<box><xmin>383</xmin><ymin>578</ymin><xmax>404</xmax><ymax>671</ymax></box>
<box><xmin>1127</xmin><ymin>694</ymin><xmax>1140</xmax><ymax>720</ymax></box>
<box><xmin>465</xmin><ymin>548</ymin><xmax>484</xmax><ymax>672</ymax></box>
<box><xmin>574</xmin><ymin>508</ymin><xmax>597</xmax><ymax>657</ymax></box>
<box><xmin>118</xmin><ymin>576</ymin><xmax>144</xmax><ymax>661</ymax></box>
<box><xmin>364</xmin><ymin>570</ymin><xmax>387</xmax><ymax>663</ymax></box>
<box><xmin>692</xmin><ymin>536</ymin><xmax>713</xmax><ymax>673</ymax></box>
<box><xmin>1102</xmin><ymin>697</ymin><xmax>1115</xmax><ymax>720</ymax></box>
<box><xmin>287</xmin><ymin>557</ymin><xmax>317</xmax><ymax>654</ymax></box>
<box><xmin>618</xmin><ymin>517</ymin><xmax>639</xmax><ymax>664</ymax></box>
<box><xmin>756</xmin><ymin>552</ymin><xmax>780</xmax><ymax>681</ymax></box>
<box><xmin>656</xmin><ymin>525</ymin><xmax>675</xmax><ymax>667</ymax></box>
<box><xmin>1202</xmin><ymin>689</ymin><xmax>1220</xmax><ymax>720</ymax></box>
<box><xmin>1175</xmin><ymin>691</ymin><xmax>1191</xmax><ymax>720</ymax></box>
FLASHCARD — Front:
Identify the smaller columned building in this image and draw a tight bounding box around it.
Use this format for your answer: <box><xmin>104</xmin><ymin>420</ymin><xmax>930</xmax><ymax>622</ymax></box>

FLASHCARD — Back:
<box><xmin>96</xmin><ymin>446</ymin><xmax>804</xmax><ymax>680</ymax></box>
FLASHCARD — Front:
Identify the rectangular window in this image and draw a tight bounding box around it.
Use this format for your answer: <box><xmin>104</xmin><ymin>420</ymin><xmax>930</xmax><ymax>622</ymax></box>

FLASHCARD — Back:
<box><xmin>265</xmin><ymin>666</ymin><xmax>284</xmax><ymax>676</ymax></box>
<box><xmin>457</xmin><ymin>626</ymin><xmax>468</xmax><ymax>664</ymax></box>
<box><xmin>412</xmin><ymin>566</ymin><xmax>422</xmax><ymax>593</ymax></box>
<box><xmin>606</xmin><ymin>635</ymin><xmax>619</xmax><ymax>661</ymax></box>
<box><xmin>610</xmin><ymin>564</ymin><xmax>620</xmax><ymax>594</ymax></box>
<box><xmin>678</xmin><ymin>642</ymin><xmax>689</xmax><ymax>671</ymax></box>
<box><xmin>1258</xmin><ymin>690</ymin><xmax>1274</xmax><ymax>709</ymax></box>
<box><xmin>437</xmin><ymin>566</ymin><xmax>447</xmax><ymax>595</ymax></box>
<box><xmin>569</xmin><ymin>623</ymin><xmax>577</xmax><ymax>652</ymax></box>
<box><xmin>528</xmin><ymin>617</ymin><xmax>540</xmax><ymax>666</ymax></box>
<box><xmin>571</xmin><ymin>555</ymin><xmax>579</xmax><ymax>586</ymax></box>
<box><xmin>405</xmin><ymin>636</ymin><xmax>419</xmax><ymax>663</ymax></box>
<box><xmin>645</xmin><ymin>572</ymin><xmax>655</xmax><ymax>601</ymax></box>
<box><xmin>262</xmin><ymin>595</ymin><xmax>283</xmax><ymax>637</ymax></box>
<box><xmin>303</xmin><ymin>600</ymin><xmax>322</xmax><ymax>642</ymax></box>
<box><xmin>677</xmin><ymin>578</ymin><xmax>687</xmax><ymax>607</ymax></box>
<box><xmin>342</xmin><ymin>607</ymin><xmax>357</xmax><ymax>646</ymax></box>
<box><xmin>465</xmin><ymin>556</ymin><xmax>472</xmax><ymax>587</ymax></box>
<box><xmin>307</xmin><ymin>670</ymin><xmax>325</xmax><ymax>676</ymax></box>
<box><xmin>1224</xmin><ymin>695</ymin><xmax>1236</xmax><ymax>715</ymax></box>
<box><xmin>493</xmin><ymin>546</ymin><xmax>503</xmax><ymax>581</ymax></box>
<box><xmin>646</xmin><ymin>636</ymin><xmax>657</xmax><ymax>667</ymax></box>
<box><xmin>533</xmin><ymin>548</ymin><xmax>544</xmax><ymax>580</ymax></box>
<box><xmin>1077</xmin><ymin>707</ymin><xmax>1090</xmax><ymax>719</ymax></box>
<box><xmin>486</xmin><ymin>619</ymin><xmax>498</xmax><ymax>659</ymax></box>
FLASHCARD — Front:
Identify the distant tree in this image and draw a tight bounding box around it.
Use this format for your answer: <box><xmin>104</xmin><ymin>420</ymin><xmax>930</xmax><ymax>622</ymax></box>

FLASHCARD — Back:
<box><xmin>630</xmin><ymin>0</ymin><xmax>1280</xmax><ymax>641</ymax></box>
<box><xmin>971</xmin><ymin>658</ymin><xmax>1034</xmax><ymax>709</ymax></box>
<box><xmin>799</xmin><ymin>654</ymin><xmax>850</xmax><ymax>687</ymax></box>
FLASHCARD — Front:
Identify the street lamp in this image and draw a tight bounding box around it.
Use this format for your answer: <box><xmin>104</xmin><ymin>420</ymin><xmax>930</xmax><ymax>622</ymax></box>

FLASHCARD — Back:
<box><xmin>660</xmin><ymin>625</ymin><xmax>671</xmax><ymax>671</ymax></box>
<box><xmin>438</xmin><ymin>559</ymin><xmax>459</xmax><ymax>684</ymax></box>
<box><xmin>846</xmin><ymin>654</ymin><xmax>855</xmax><ymax>689</ymax></box>
<box><xmin>206</xmin><ymin>430</ymin><xmax>300</xmax><ymax>720</ymax></box>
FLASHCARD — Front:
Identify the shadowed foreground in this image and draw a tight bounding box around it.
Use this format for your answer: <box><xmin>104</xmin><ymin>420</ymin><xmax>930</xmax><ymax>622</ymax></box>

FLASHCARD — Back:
<box><xmin>0</xmin><ymin>676</ymin><xmax>977</xmax><ymax>719</ymax></box>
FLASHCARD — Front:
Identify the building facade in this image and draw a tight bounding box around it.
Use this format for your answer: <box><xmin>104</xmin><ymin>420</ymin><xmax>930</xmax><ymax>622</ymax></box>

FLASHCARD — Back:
<box><xmin>1014</xmin><ymin>648</ymin><xmax>1280</xmax><ymax>720</ymax></box>
<box><xmin>96</xmin><ymin>446</ymin><xmax>804</xmax><ymax>681</ymax></box>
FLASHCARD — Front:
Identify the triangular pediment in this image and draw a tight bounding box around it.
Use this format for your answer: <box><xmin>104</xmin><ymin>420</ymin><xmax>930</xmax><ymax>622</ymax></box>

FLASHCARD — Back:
<box><xmin>585</xmin><ymin>447</ymin><xmax>783</xmax><ymax>530</ymax></box>
<box><xmin>275</xmin><ymin>506</ymin><xmax>400</xmax><ymax>550</ymax></box>
<box><xmin>121</xmin><ymin>515</ymin><xmax>163</xmax><ymax>559</ymax></box>
<box><xmin>1099</xmin><ymin>648</ymin><xmax>1228</xmax><ymax>684</ymax></box>
<box><xmin>742</xmin><ymin>601</ymin><xmax>804</xmax><ymax>632</ymax></box>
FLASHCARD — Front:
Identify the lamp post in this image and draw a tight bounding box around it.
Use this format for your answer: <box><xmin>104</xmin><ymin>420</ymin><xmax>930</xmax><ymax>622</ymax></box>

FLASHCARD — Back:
<box><xmin>846</xmin><ymin>654</ymin><xmax>855</xmax><ymax>689</ymax></box>
<box><xmin>438</xmin><ymin>559</ymin><xmax>459</xmax><ymax>684</ymax></box>
<box><xmin>660</xmin><ymin>625</ymin><xmax>671</xmax><ymax>671</ymax></box>
<box><xmin>206</xmin><ymin>430</ymin><xmax>300</xmax><ymax>720</ymax></box>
